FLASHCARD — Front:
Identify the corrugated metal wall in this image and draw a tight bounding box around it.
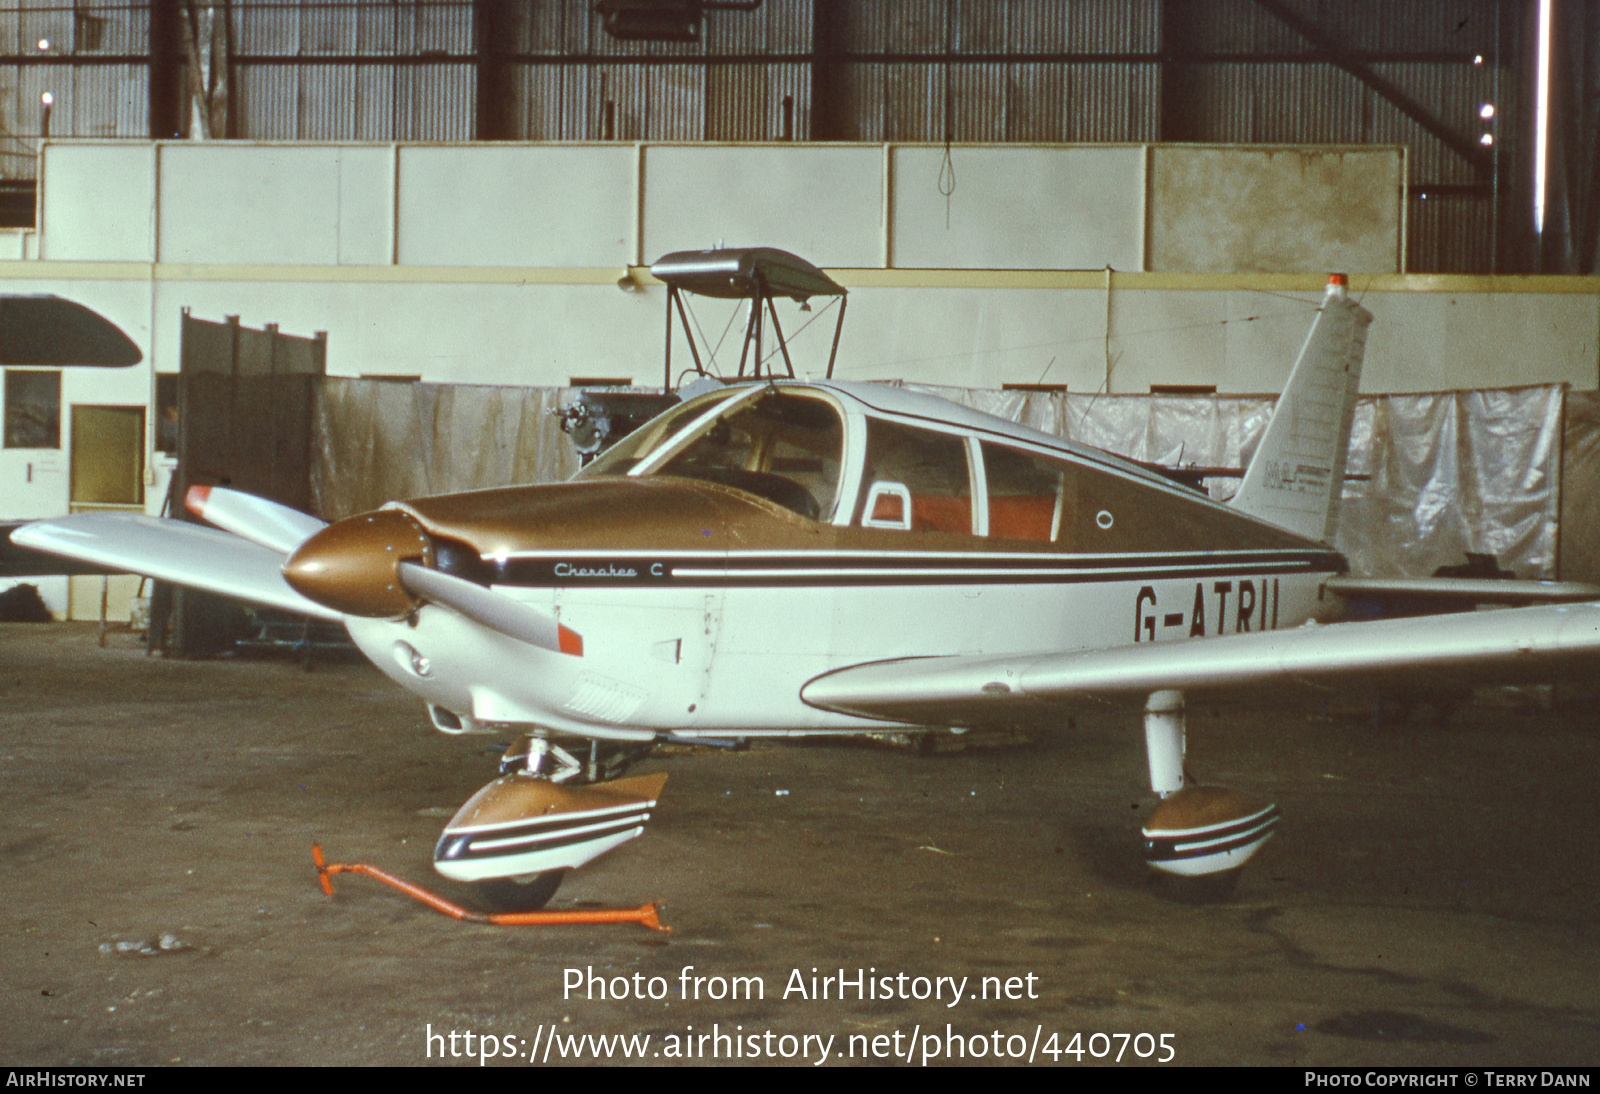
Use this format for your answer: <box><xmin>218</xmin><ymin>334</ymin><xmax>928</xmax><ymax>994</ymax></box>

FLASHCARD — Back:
<box><xmin>0</xmin><ymin>0</ymin><xmax>147</xmax><ymax>180</ymax></box>
<box><xmin>0</xmin><ymin>0</ymin><xmax>1525</xmax><ymax>270</ymax></box>
<box><xmin>230</xmin><ymin>0</ymin><xmax>475</xmax><ymax>139</ymax></box>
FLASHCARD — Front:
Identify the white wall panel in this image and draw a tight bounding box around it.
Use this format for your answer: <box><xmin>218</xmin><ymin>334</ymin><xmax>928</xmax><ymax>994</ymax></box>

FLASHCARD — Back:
<box><xmin>640</xmin><ymin>144</ymin><xmax>882</xmax><ymax>267</ymax></box>
<box><xmin>147</xmin><ymin>279</ymin><xmax>665</xmax><ymax>389</ymax></box>
<box><xmin>156</xmin><ymin>144</ymin><xmax>398</xmax><ymax>266</ymax></box>
<box><xmin>395</xmin><ymin>144</ymin><xmax>634</xmax><ymax>267</ymax></box>
<box><xmin>157</xmin><ymin>144</ymin><xmax>346</xmax><ymax>265</ymax></box>
<box><xmin>825</xmin><ymin>286</ymin><xmax>1108</xmax><ymax>389</ymax></box>
<box><xmin>889</xmin><ymin>145</ymin><xmax>1144</xmax><ymax>270</ymax></box>
<box><xmin>11</xmin><ymin>142</ymin><xmax>1600</xmax><ymax>402</ymax></box>
<box><xmin>822</xmin><ymin>286</ymin><xmax>1330</xmax><ymax>394</ymax></box>
<box><xmin>334</xmin><ymin>145</ymin><xmax>394</xmax><ymax>265</ymax></box>
<box><xmin>1358</xmin><ymin>292</ymin><xmax>1600</xmax><ymax>393</ymax></box>
<box><xmin>40</xmin><ymin>142</ymin><xmax>155</xmax><ymax>261</ymax></box>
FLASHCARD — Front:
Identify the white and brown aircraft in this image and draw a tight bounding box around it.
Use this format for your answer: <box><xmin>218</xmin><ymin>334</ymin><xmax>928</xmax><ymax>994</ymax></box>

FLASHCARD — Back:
<box><xmin>16</xmin><ymin>249</ymin><xmax>1600</xmax><ymax>909</ymax></box>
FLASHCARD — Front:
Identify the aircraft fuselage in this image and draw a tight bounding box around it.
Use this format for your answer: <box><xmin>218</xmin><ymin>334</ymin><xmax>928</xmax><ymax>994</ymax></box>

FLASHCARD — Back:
<box><xmin>329</xmin><ymin>382</ymin><xmax>1345</xmax><ymax>742</ymax></box>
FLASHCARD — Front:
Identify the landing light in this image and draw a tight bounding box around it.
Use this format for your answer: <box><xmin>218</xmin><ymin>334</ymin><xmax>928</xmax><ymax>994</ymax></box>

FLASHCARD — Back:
<box><xmin>395</xmin><ymin>641</ymin><xmax>432</xmax><ymax>678</ymax></box>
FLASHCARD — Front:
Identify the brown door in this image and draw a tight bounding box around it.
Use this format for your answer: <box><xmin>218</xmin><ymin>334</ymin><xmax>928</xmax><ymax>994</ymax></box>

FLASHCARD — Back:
<box><xmin>70</xmin><ymin>404</ymin><xmax>145</xmax><ymax>508</ymax></box>
<box><xmin>68</xmin><ymin>404</ymin><xmax>145</xmax><ymax>620</ymax></box>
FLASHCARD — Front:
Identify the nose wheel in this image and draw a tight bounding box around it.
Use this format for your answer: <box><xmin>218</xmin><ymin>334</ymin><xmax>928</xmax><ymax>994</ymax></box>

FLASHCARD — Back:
<box><xmin>474</xmin><ymin>870</ymin><xmax>567</xmax><ymax>913</ymax></box>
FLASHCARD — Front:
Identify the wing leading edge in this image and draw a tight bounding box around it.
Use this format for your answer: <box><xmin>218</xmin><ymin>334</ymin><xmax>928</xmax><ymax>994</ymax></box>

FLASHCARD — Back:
<box><xmin>800</xmin><ymin>601</ymin><xmax>1600</xmax><ymax>726</ymax></box>
<box><xmin>10</xmin><ymin>513</ymin><xmax>343</xmax><ymax>622</ymax></box>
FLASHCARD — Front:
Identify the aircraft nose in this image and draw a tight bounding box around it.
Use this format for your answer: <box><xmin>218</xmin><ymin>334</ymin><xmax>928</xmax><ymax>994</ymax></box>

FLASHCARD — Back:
<box><xmin>282</xmin><ymin>508</ymin><xmax>433</xmax><ymax>617</ymax></box>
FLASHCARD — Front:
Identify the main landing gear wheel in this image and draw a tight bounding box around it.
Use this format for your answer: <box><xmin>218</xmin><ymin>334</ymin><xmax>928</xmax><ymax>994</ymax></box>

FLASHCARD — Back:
<box><xmin>1140</xmin><ymin>692</ymin><xmax>1278</xmax><ymax>903</ymax></box>
<box><xmin>474</xmin><ymin>870</ymin><xmax>566</xmax><ymax>913</ymax></box>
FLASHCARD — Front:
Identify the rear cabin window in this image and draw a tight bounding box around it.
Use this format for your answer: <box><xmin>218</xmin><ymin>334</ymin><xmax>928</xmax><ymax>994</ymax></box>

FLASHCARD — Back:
<box><xmin>855</xmin><ymin>418</ymin><xmax>973</xmax><ymax>534</ymax></box>
<box><xmin>981</xmin><ymin>441</ymin><xmax>1066</xmax><ymax>542</ymax></box>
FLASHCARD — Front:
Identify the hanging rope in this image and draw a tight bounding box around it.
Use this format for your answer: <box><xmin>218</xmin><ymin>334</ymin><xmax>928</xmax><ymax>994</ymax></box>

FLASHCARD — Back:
<box><xmin>938</xmin><ymin>0</ymin><xmax>956</xmax><ymax>230</ymax></box>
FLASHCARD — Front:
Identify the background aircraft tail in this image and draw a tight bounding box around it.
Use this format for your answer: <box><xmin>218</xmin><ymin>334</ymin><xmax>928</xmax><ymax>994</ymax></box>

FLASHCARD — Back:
<box><xmin>1229</xmin><ymin>275</ymin><xmax>1371</xmax><ymax>543</ymax></box>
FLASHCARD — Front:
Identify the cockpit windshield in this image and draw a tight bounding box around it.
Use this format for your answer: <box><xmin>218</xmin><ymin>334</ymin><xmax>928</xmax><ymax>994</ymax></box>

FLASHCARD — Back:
<box><xmin>576</xmin><ymin>387</ymin><xmax>747</xmax><ymax>478</ymax></box>
<box><xmin>578</xmin><ymin>387</ymin><xmax>844</xmax><ymax>522</ymax></box>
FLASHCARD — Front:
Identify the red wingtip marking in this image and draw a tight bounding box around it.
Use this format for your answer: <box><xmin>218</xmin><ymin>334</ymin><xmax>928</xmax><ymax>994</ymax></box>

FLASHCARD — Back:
<box><xmin>184</xmin><ymin>484</ymin><xmax>212</xmax><ymax>518</ymax></box>
<box><xmin>558</xmin><ymin>625</ymin><xmax>584</xmax><ymax>657</ymax></box>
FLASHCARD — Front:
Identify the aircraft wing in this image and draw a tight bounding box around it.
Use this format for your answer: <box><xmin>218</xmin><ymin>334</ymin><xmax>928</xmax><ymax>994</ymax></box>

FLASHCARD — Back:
<box><xmin>0</xmin><ymin>521</ymin><xmax>114</xmax><ymax>577</ymax></box>
<box><xmin>10</xmin><ymin>513</ymin><xmax>344</xmax><ymax>622</ymax></box>
<box><xmin>800</xmin><ymin>601</ymin><xmax>1600</xmax><ymax>726</ymax></box>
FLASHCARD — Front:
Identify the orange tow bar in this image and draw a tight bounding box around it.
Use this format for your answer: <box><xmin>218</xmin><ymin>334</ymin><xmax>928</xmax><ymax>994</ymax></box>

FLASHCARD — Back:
<box><xmin>311</xmin><ymin>844</ymin><xmax>669</xmax><ymax>931</ymax></box>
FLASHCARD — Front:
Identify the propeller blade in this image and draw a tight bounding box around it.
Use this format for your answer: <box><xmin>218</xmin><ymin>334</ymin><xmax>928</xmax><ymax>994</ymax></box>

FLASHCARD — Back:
<box><xmin>396</xmin><ymin>561</ymin><xmax>582</xmax><ymax>656</ymax></box>
<box><xmin>186</xmin><ymin>485</ymin><xmax>327</xmax><ymax>555</ymax></box>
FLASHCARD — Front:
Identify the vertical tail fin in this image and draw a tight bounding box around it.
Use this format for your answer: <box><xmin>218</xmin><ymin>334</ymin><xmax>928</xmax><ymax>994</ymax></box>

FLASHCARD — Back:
<box><xmin>1229</xmin><ymin>275</ymin><xmax>1370</xmax><ymax>543</ymax></box>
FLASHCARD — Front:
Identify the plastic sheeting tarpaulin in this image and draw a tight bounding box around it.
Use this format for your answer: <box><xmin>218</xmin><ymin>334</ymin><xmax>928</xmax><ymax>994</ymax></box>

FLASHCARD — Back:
<box><xmin>1339</xmin><ymin>386</ymin><xmax>1565</xmax><ymax>580</ymax></box>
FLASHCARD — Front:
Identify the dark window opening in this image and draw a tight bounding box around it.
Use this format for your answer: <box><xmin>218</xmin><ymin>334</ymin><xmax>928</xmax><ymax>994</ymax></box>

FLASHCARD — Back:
<box><xmin>0</xmin><ymin>181</ymin><xmax>35</xmax><ymax>229</ymax></box>
<box><xmin>155</xmin><ymin>373</ymin><xmax>179</xmax><ymax>455</ymax></box>
<box><xmin>5</xmin><ymin>369</ymin><xmax>61</xmax><ymax>449</ymax></box>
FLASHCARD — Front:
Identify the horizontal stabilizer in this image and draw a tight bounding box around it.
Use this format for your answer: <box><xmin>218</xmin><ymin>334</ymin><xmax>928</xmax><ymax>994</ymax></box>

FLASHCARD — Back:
<box><xmin>801</xmin><ymin>602</ymin><xmax>1600</xmax><ymax>727</ymax></box>
<box><xmin>1325</xmin><ymin>574</ymin><xmax>1600</xmax><ymax>606</ymax></box>
<box><xmin>11</xmin><ymin>514</ymin><xmax>343</xmax><ymax>622</ymax></box>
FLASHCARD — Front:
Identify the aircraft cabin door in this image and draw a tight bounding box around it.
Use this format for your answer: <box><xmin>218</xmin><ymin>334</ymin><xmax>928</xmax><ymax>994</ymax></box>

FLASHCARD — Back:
<box><xmin>67</xmin><ymin>404</ymin><xmax>145</xmax><ymax>621</ymax></box>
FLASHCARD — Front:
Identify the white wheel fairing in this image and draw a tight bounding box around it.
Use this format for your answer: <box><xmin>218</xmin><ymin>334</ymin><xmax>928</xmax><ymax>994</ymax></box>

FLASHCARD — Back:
<box><xmin>432</xmin><ymin>772</ymin><xmax>667</xmax><ymax>882</ymax></box>
<box><xmin>1142</xmin><ymin>795</ymin><xmax>1280</xmax><ymax>877</ymax></box>
<box><xmin>436</xmin><ymin>826</ymin><xmax>647</xmax><ymax>883</ymax></box>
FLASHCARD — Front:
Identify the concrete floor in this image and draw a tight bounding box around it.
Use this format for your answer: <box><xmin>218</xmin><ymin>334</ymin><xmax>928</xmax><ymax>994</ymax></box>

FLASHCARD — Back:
<box><xmin>1</xmin><ymin>624</ymin><xmax>1596</xmax><ymax>1067</ymax></box>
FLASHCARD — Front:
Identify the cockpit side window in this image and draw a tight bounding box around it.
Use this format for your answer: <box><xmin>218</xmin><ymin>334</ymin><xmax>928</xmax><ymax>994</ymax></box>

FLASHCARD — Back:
<box><xmin>854</xmin><ymin>418</ymin><xmax>973</xmax><ymax>534</ymax></box>
<box><xmin>653</xmin><ymin>392</ymin><xmax>844</xmax><ymax>521</ymax></box>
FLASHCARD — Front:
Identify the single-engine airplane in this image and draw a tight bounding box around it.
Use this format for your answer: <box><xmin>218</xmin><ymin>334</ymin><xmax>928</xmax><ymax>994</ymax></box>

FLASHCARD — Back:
<box><xmin>15</xmin><ymin>249</ymin><xmax>1600</xmax><ymax>909</ymax></box>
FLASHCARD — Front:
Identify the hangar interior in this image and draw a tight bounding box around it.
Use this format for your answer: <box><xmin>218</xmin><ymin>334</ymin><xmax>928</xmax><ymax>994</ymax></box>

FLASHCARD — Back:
<box><xmin>4</xmin><ymin>2</ymin><xmax>1600</xmax><ymax>1069</ymax></box>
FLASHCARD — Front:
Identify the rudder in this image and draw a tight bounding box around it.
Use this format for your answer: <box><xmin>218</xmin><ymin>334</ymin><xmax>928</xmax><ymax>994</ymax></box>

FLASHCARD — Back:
<box><xmin>1230</xmin><ymin>275</ymin><xmax>1370</xmax><ymax>543</ymax></box>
